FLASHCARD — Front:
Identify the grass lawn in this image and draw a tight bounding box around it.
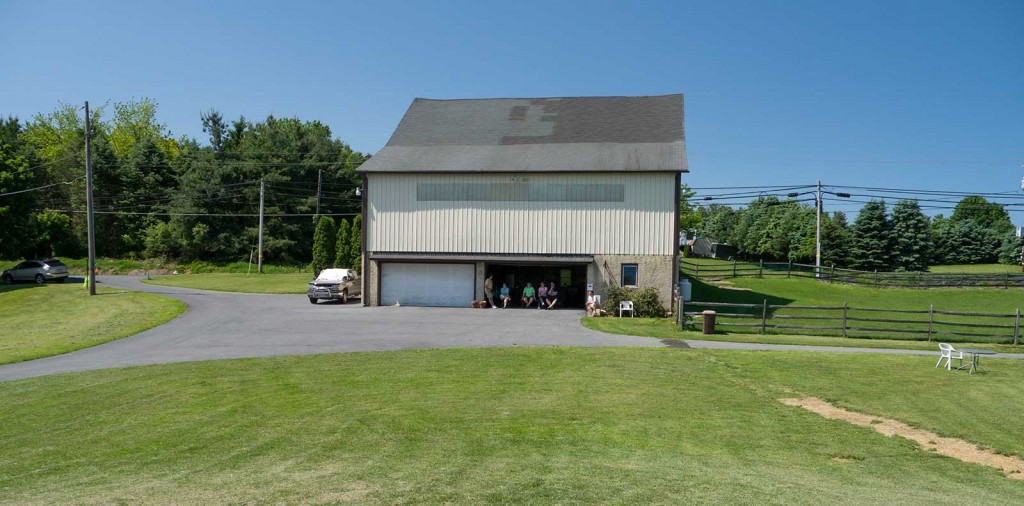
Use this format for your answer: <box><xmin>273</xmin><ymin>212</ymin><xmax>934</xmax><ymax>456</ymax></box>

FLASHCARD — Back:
<box><xmin>0</xmin><ymin>283</ymin><xmax>186</xmax><ymax>365</ymax></box>
<box><xmin>677</xmin><ymin>276</ymin><xmax>1023</xmax><ymax>345</ymax></box>
<box><xmin>142</xmin><ymin>272</ymin><xmax>313</xmax><ymax>294</ymax></box>
<box><xmin>0</xmin><ymin>348</ymin><xmax>1021</xmax><ymax>504</ymax></box>
<box><xmin>582</xmin><ymin>317</ymin><xmax>1023</xmax><ymax>353</ymax></box>
<box><xmin>930</xmin><ymin>264</ymin><xmax>1022</xmax><ymax>274</ymax></box>
<box><xmin>0</xmin><ymin>257</ymin><xmax>310</xmax><ymax>275</ymax></box>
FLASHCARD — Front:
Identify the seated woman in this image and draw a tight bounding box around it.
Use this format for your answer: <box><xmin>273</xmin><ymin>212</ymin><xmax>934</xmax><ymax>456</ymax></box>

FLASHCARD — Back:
<box><xmin>499</xmin><ymin>283</ymin><xmax>511</xmax><ymax>308</ymax></box>
<box><xmin>521</xmin><ymin>282</ymin><xmax>536</xmax><ymax>308</ymax></box>
<box><xmin>585</xmin><ymin>290</ymin><xmax>597</xmax><ymax>316</ymax></box>
<box><xmin>545</xmin><ymin>282</ymin><xmax>559</xmax><ymax>309</ymax></box>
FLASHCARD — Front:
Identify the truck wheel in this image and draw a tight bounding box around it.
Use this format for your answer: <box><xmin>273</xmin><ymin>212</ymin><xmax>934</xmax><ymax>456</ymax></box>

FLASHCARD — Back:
<box><xmin>341</xmin><ymin>290</ymin><xmax>348</xmax><ymax>304</ymax></box>
<box><xmin>308</xmin><ymin>297</ymin><xmax>318</xmax><ymax>304</ymax></box>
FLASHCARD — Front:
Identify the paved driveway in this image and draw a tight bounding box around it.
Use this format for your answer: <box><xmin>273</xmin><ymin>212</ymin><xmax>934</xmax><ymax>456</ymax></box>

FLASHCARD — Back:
<box><xmin>3</xmin><ymin>276</ymin><xmax>1020</xmax><ymax>382</ymax></box>
<box><xmin>0</xmin><ymin>276</ymin><xmax>662</xmax><ymax>382</ymax></box>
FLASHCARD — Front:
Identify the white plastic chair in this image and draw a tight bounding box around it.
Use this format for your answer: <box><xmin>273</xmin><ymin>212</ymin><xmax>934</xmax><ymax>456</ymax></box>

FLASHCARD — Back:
<box><xmin>936</xmin><ymin>343</ymin><xmax>963</xmax><ymax>371</ymax></box>
<box><xmin>619</xmin><ymin>300</ymin><xmax>634</xmax><ymax>318</ymax></box>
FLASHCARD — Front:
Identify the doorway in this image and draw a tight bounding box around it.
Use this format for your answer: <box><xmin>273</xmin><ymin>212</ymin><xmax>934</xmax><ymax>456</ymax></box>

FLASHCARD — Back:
<box><xmin>485</xmin><ymin>263</ymin><xmax>589</xmax><ymax>308</ymax></box>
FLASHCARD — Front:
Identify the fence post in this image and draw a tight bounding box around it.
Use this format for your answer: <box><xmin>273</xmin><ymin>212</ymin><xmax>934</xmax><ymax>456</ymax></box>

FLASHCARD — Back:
<box><xmin>761</xmin><ymin>299</ymin><xmax>768</xmax><ymax>334</ymax></box>
<box><xmin>677</xmin><ymin>297</ymin><xmax>684</xmax><ymax>330</ymax></box>
<box><xmin>695</xmin><ymin>263</ymin><xmax>700</xmax><ymax>278</ymax></box>
<box><xmin>927</xmin><ymin>304</ymin><xmax>934</xmax><ymax>342</ymax></box>
<box><xmin>830</xmin><ymin>264</ymin><xmax>835</xmax><ymax>284</ymax></box>
<box><xmin>788</xmin><ymin>260</ymin><xmax>792</xmax><ymax>278</ymax></box>
<box><xmin>874</xmin><ymin>270</ymin><xmax>878</xmax><ymax>286</ymax></box>
<box><xmin>1006</xmin><ymin>272</ymin><xmax>1010</xmax><ymax>289</ymax></box>
<box><xmin>759</xmin><ymin>259</ymin><xmax>763</xmax><ymax>278</ymax></box>
<box><xmin>1014</xmin><ymin>308</ymin><xmax>1020</xmax><ymax>346</ymax></box>
<box><xmin>733</xmin><ymin>259</ymin><xmax>737</xmax><ymax>278</ymax></box>
<box><xmin>842</xmin><ymin>302</ymin><xmax>848</xmax><ymax>337</ymax></box>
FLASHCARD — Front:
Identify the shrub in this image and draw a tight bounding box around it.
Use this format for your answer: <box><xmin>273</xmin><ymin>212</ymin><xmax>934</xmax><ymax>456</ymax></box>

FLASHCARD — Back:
<box><xmin>603</xmin><ymin>285</ymin><xmax>630</xmax><ymax>317</ymax></box>
<box><xmin>633</xmin><ymin>287</ymin><xmax>666</xmax><ymax>318</ymax></box>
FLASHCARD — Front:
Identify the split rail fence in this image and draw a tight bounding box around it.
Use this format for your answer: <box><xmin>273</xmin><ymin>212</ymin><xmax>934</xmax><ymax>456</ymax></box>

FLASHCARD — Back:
<box><xmin>676</xmin><ymin>299</ymin><xmax>1022</xmax><ymax>345</ymax></box>
<box><xmin>680</xmin><ymin>259</ymin><xmax>1024</xmax><ymax>289</ymax></box>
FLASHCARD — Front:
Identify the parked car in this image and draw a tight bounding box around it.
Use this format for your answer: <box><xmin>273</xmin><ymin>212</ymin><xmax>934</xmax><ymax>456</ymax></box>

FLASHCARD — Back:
<box><xmin>307</xmin><ymin>268</ymin><xmax>361</xmax><ymax>304</ymax></box>
<box><xmin>2</xmin><ymin>259</ymin><xmax>70</xmax><ymax>284</ymax></box>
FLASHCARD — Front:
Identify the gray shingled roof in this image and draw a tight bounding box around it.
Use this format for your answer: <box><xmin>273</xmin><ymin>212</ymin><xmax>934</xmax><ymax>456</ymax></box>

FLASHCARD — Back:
<box><xmin>358</xmin><ymin>94</ymin><xmax>687</xmax><ymax>173</ymax></box>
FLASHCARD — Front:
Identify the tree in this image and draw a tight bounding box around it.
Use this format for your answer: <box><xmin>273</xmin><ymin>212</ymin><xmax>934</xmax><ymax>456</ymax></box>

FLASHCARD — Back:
<box><xmin>820</xmin><ymin>211</ymin><xmax>853</xmax><ymax>268</ymax></box>
<box><xmin>998</xmin><ymin>233</ymin><xmax>1024</xmax><ymax>266</ymax></box>
<box><xmin>311</xmin><ymin>216</ymin><xmax>336</xmax><ymax>276</ymax></box>
<box><xmin>939</xmin><ymin>220</ymin><xmax>1001</xmax><ymax>264</ymax></box>
<box><xmin>349</xmin><ymin>214</ymin><xmax>362</xmax><ymax>272</ymax></box>
<box><xmin>334</xmin><ymin>219</ymin><xmax>351</xmax><ymax>268</ymax></box>
<box><xmin>890</xmin><ymin>199</ymin><xmax>930</xmax><ymax>271</ymax></box>
<box><xmin>696</xmin><ymin>204</ymin><xmax>738</xmax><ymax>245</ymax></box>
<box><xmin>678</xmin><ymin>184</ymin><xmax>701</xmax><ymax>230</ymax></box>
<box><xmin>0</xmin><ymin>143</ymin><xmax>37</xmax><ymax>258</ymax></box>
<box><xmin>848</xmin><ymin>200</ymin><xmax>891</xmax><ymax>271</ymax></box>
<box><xmin>951</xmin><ymin>196</ymin><xmax>1013</xmax><ymax>235</ymax></box>
<box><xmin>108</xmin><ymin>98</ymin><xmax>177</xmax><ymax>159</ymax></box>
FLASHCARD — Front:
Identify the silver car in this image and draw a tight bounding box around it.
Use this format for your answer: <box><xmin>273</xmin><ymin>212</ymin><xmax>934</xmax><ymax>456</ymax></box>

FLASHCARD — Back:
<box><xmin>2</xmin><ymin>259</ymin><xmax>70</xmax><ymax>284</ymax></box>
<box><xmin>307</xmin><ymin>268</ymin><xmax>361</xmax><ymax>304</ymax></box>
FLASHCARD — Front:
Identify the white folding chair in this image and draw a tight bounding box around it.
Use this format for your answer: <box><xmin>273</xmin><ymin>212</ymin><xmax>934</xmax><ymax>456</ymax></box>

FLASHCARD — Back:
<box><xmin>936</xmin><ymin>343</ymin><xmax>963</xmax><ymax>371</ymax></box>
<box><xmin>619</xmin><ymin>300</ymin><xmax>634</xmax><ymax>318</ymax></box>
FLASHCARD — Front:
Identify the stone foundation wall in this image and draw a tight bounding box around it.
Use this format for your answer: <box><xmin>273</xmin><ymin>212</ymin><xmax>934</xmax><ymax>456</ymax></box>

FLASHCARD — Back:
<box><xmin>592</xmin><ymin>254</ymin><xmax>676</xmax><ymax>310</ymax></box>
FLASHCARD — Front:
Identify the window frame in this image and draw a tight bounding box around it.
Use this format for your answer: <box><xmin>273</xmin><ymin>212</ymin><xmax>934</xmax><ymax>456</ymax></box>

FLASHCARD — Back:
<box><xmin>621</xmin><ymin>264</ymin><xmax>638</xmax><ymax>288</ymax></box>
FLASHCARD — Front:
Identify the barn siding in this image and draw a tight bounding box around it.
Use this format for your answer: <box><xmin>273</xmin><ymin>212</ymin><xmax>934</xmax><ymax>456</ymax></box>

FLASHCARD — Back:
<box><xmin>367</xmin><ymin>173</ymin><xmax>676</xmax><ymax>256</ymax></box>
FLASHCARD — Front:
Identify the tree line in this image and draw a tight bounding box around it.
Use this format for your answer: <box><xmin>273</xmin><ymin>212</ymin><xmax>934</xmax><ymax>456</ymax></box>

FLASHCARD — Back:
<box><xmin>683</xmin><ymin>190</ymin><xmax>1022</xmax><ymax>271</ymax></box>
<box><xmin>0</xmin><ymin>99</ymin><xmax>368</xmax><ymax>266</ymax></box>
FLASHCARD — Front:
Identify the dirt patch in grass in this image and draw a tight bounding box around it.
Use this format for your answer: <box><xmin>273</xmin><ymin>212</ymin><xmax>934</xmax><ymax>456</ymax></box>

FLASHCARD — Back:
<box><xmin>709</xmin><ymin>280</ymin><xmax>751</xmax><ymax>291</ymax></box>
<box><xmin>780</xmin><ymin>397</ymin><xmax>1024</xmax><ymax>480</ymax></box>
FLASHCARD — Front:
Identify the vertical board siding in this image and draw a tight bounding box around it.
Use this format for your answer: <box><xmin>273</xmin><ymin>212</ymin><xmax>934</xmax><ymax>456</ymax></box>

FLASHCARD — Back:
<box><xmin>367</xmin><ymin>173</ymin><xmax>676</xmax><ymax>255</ymax></box>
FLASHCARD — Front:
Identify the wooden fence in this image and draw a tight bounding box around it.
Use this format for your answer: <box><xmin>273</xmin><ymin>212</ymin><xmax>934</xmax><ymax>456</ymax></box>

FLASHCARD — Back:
<box><xmin>680</xmin><ymin>259</ymin><xmax>1024</xmax><ymax>289</ymax></box>
<box><xmin>676</xmin><ymin>298</ymin><xmax>1022</xmax><ymax>345</ymax></box>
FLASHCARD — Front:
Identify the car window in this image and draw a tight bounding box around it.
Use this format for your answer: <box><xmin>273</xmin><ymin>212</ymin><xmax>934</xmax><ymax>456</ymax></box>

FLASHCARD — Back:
<box><xmin>26</xmin><ymin>261</ymin><xmax>42</xmax><ymax>269</ymax></box>
<box><xmin>14</xmin><ymin>263</ymin><xmax>28</xmax><ymax>270</ymax></box>
<box><xmin>44</xmin><ymin>260</ymin><xmax>65</xmax><ymax>267</ymax></box>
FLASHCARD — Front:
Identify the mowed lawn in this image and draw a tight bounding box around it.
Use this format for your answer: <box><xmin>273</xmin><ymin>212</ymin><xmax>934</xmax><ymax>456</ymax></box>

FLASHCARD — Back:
<box><xmin>143</xmin><ymin>272</ymin><xmax>313</xmax><ymax>294</ymax></box>
<box><xmin>0</xmin><ymin>283</ymin><xmax>185</xmax><ymax>365</ymax></box>
<box><xmin>0</xmin><ymin>348</ymin><xmax>1022</xmax><ymax>504</ymax></box>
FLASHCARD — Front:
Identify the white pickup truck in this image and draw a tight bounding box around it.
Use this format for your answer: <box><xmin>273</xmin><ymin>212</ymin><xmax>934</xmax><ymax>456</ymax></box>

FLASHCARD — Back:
<box><xmin>307</xmin><ymin>268</ymin><xmax>361</xmax><ymax>304</ymax></box>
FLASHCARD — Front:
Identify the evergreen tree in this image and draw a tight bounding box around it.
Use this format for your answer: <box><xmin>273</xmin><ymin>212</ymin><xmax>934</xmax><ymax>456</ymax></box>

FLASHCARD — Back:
<box><xmin>350</xmin><ymin>214</ymin><xmax>362</xmax><ymax>272</ymax></box>
<box><xmin>819</xmin><ymin>211</ymin><xmax>853</xmax><ymax>268</ymax></box>
<box><xmin>848</xmin><ymin>200</ymin><xmax>891</xmax><ymax>271</ymax></box>
<box><xmin>890</xmin><ymin>199</ymin><xmax>931</xmax><ymax>271</ymax></box>
<box><xmin>311</xmin><ymin>216</ymin><xmax>336</xmax><ymax>276</ymax></box>
<box><xmin>334</xmin><ymin>219</ymin><xmax>351</xmax><ymax>268</ymax></box>
<box><xmin>0</xmin><ymin>143</ymin><xmax>37</xmax><ymax>258</ymax></box>
<box><xmin>998</xmin><ymin>233</ymin><xmax>1024</xmax><ymax>266</ymax></box>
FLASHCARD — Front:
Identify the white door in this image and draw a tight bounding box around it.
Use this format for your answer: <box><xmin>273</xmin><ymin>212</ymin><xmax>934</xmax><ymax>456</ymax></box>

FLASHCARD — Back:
<box><xmin>380</xmin><ymin>263</ymin><xmax>475</xmax><ymax>307</ymax></box>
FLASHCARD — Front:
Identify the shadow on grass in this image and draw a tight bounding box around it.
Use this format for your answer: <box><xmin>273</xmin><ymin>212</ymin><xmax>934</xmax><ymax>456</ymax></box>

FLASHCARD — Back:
<box><xmin>688</xmin><ymin>277</ymin><xmax>794</xmax><ymax>306</ymax></box>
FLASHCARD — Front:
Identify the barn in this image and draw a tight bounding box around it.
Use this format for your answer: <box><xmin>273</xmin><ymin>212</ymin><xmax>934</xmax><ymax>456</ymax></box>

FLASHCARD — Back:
<box><xmin>357</xmin><ymin>94</ymin><xmax>688</xmax><ymax>309</ymax></box>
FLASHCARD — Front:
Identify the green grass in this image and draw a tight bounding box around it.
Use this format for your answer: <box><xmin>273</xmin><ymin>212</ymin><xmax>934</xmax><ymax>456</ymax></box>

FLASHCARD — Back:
<box><xmin>0</xmin><ymin>283</ymin><xmax>186</xmax><ymax>365</ymax></box>
<box><xmin>930</xmin><ymin>263</ymin><xmax>1022</xmax><ymax>274</ymax></box>
<box><xmin>1</xmin><ymin>257</ymin><xmax>310</xmax><ymax>275</ymax></box>
<box><xmin>0</xmin><ymin>348</ymin><xmax>1021</xmax><ymax>504</ymax></box>
<box><xmin>677</xmin><ymin>276</ymin><xmax>1023</xmax><ymax>345</ymax></box>
<box><xmin>142</xmin><ymin>272</ymin><xmax>313</xmax><ymax>294</ymax></box>
<box><xmin>582</xmin><ymin>317</ymin><xmax>1022</xmax><ymax>353</ymax></box>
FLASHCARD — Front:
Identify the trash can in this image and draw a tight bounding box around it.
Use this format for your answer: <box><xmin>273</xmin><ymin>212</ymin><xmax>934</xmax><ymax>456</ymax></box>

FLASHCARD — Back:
<box><xmin>702</xmin><ymin>310</ymin><xmax>717</xmax><ymax>334</ymax></box>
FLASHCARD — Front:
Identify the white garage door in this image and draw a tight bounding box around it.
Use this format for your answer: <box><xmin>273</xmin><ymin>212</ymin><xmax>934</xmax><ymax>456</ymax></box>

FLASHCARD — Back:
<box><xmin>380</xmin><ymin>263</ymin><xmax>475</xmax><ymax>307</ymax></box>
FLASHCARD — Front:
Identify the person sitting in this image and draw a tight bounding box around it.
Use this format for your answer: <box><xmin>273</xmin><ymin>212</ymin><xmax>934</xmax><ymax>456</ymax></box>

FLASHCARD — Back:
<box><xmin>499</xmin><ymin>283</ymin><xmax>511</xmax><ymax>308</ymax></box>
<box><xmin>536</xmin><ymin>283</ymin><xmax>548</xmax><ymax>310</ymax></box>
<box><xmin>545</xmin><ymin>282</ymin><xmax>559</xmax><ymax>309</ymax></box>
<box><xmin>521</xmin><ymin>282</ymin><xmax>536</xmax><ymax>308</ymax></box>
<box><xmin>585</xmin><ymin>290</ymin><xmax>597</xmax><ymax>316</ymax></box>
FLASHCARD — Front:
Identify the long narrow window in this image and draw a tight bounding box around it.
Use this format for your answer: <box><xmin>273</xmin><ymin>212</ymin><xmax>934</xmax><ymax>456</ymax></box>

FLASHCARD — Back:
<box><xmin>621</xmin><ymin>264</ymin><xmax>638</xmax><ymax>287</ymax></box>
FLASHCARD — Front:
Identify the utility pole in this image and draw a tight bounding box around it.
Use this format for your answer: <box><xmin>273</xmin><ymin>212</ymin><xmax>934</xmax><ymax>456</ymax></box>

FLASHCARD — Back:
<box><xmin>314</xmin><ymin>169</ymin><xmax>322</xmax><ymax>226</ymax></box>
<box><xmin>258</xmin><ymin>178</ymin><xmax>265</xmax><ymax>274</ymax></box>
<box><xmin>815</xmin><ymin>180</ymin><xmax>822</xmax><ymax>279</ymax></box>
<box><xmin>84</xmin><ymin>101</ymin><xmax>97</xmax><ymax>295</ymax></box>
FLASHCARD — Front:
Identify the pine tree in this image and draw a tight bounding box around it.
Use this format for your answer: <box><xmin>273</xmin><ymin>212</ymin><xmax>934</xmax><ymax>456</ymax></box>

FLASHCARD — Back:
<box><xmin>311</xmin><ymin>217</ymin><xmax>336</xmax><ymax>277</ymax></box>
<box><xmin>820</xmin><ymin>211</ymin><xmax>853</xmax><ymax>268</ymax></box>
<box><xmin>334</xmin><ymin>219</ymin><xmax>351</xmax><ymax>268</ymax></box>
<box><xmin>849</xmin><ymin>200</ymin><xmax>891</xmax><ymax>271</ymax></box>
<box><xmin>890</xmin><ymin>199</ymin><xmax>931</xmax><ymax>271</ymax></box>
<box><xmin>350</xmin><ymin>215</ymin><xmax>362</xmax><ymax>273</ymax></box>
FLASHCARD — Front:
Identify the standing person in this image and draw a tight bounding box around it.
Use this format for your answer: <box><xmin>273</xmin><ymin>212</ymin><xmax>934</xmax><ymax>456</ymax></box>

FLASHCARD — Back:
<box><xmin>521</xmin><ymin>282</ymin><xmax>536</xmax><ymax>308</ymax></box>
<box><xmin>536</xmin><ymin>282</ymin><xmax>548</xmax><ymax>310</ymax></box>
<box><xmin>545</xmin><ymin>282</ymin><xmax>559</xmax><ymax>309</ymax></box>
<box><xmin>499</xmin><ymin>283</ymin><xmax>511</xmax><ymax>308</ymax></box>
<box><xmin>585</xmin><ymin>290</ymin><xmax>597</xmax><ymax>316</ymax></box>
<box><xmin>484</xmin><ymin>274</ymin><xmax>496</xmax><ymax>309</ymax></box>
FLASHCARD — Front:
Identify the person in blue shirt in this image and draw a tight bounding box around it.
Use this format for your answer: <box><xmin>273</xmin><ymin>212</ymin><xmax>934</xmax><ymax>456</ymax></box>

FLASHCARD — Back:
<box><xmin>499</xmin><ymin>283</ymin><xmax>511</xmax><ymax>308</ymax></box>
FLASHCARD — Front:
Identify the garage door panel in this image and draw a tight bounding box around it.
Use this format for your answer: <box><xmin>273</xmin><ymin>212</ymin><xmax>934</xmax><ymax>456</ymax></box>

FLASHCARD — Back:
<box><xmin>381</xmin><ymin>263</ymin><xmax>474</xmax><ymax>307</ymax></box>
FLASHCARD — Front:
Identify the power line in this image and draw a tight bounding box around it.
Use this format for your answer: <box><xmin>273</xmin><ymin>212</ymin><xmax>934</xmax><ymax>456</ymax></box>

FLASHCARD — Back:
<box><xmin>0</xmin><ymin>177</ymin><xmax>83</xmax><ymax>198</ymax></box>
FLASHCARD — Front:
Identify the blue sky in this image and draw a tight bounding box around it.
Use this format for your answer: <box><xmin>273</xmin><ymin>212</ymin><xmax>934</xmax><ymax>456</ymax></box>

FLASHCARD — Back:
<box><xmin>3</xmin><ymin>0</ymin><xmax>1022</xmax><ymax>219</ymax></box>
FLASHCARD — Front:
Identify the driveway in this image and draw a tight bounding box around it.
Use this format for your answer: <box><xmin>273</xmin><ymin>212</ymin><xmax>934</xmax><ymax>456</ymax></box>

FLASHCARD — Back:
<box><xmin>2</xmin><ymin>276</ymin><xmax>1020</xmax><ymax>382</ymax></box>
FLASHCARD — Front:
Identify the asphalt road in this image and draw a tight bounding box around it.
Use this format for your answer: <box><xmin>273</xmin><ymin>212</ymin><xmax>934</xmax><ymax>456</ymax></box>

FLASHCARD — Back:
<box><xmin>2</xmin><ymin>276</ymin><xmax>1020</xmax><ymax>382</ymax></box>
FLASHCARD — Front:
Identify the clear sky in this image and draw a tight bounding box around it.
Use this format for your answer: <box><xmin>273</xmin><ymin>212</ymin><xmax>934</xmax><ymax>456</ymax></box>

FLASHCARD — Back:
<box><xmin>2</xmin><ymin>0</ymin><xmax>1022</xmax><ymax>219</ymax></box>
